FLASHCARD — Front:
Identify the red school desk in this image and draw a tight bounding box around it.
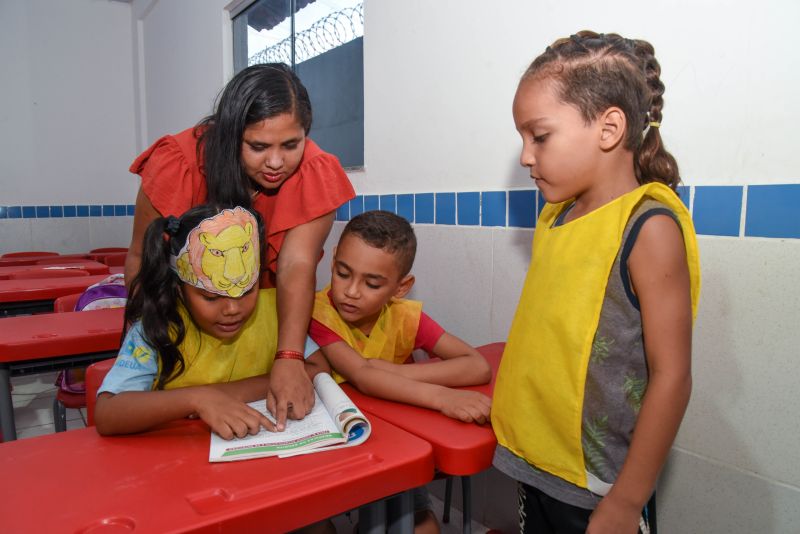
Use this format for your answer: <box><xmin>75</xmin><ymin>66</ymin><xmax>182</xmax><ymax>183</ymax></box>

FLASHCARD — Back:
<box><xmin>340</xmin><ymin>342</ymin><xmax>505</xmax><ymax>532</ymax></box>
<box><xmin>0</xmin><ymin>260</ymin><xmax>110</xmax><ymax>279</ymax></box>
<box><xmin>0</xmin><ymin>307</ymin><xmax>124</xmax><ymax>441</ymax></box>
<box><xmin>0</xmin><ymin>417</ymin><xmax>435</xmax><ymax>533</ymax></box>
<box><xmin>0</xmin><ymin>274</ymin><xmax>107</xmax><ymax>316</ymax></box>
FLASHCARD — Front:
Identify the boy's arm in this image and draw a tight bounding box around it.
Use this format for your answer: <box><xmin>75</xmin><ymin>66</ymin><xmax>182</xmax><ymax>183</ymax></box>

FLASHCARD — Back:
<box><xmin>367</xmin><ymin>332</ymin><xmax>492</xmax><ymax>386</ymax></box>
<box><xmin>588</xmin><ymin>215</ymin><xmax>692</xmax><ymax>534</ymax></box>
<box><xmin>321</xmin><ymin>341</ymin><xmax>491</xmax><ymax>424</ymax></box>
<box><xmin>303</xmin><ymin>350</ymin><xmax>332</xmax><ymax>381</ymax></box>
<box><xmin>95</xmin><ymin>376</ymin><xmax>275</xmax><ymax>439</ymax></box>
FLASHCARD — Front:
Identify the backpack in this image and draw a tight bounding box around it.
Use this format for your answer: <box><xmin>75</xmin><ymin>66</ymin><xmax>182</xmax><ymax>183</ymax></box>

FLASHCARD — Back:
<box><xmin>56</xmin><ymin>274</ymin><xmax>127</xmax><ymax>394</ymax></box>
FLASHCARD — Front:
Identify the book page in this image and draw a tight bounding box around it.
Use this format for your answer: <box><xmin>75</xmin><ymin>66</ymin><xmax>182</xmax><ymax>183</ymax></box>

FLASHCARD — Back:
<box><xmin>313</xmin><ymin>373</ymin><xmax>371</xmax><ymax>446</ymax></box>
<box><xmin>209</xmin><ymin>392</ymin><xmax>344</xmax><ymax>462</ymax></box>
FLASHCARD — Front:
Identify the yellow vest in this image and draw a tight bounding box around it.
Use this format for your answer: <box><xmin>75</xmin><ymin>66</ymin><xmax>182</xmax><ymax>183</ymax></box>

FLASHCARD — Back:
<box><xmin>159</xmin><ymin>289</ymin><xmax>279</xmax><ymax>389</ymax></box>
<box><xmin>492</xmin><ymin>183</ymin><xmax>700</xmax><ymax>488</ymax></box>
<box><xmin>312</xmin><ymin>288</ymin><xmax>422</xmax><ymax>383</ymax></box>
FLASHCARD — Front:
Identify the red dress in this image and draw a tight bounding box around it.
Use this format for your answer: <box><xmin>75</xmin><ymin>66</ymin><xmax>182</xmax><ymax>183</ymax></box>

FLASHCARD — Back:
<box><xmin>130</xmin><ymin>127</ymin><xmax>355</xmax><ymax>286</ymax></box>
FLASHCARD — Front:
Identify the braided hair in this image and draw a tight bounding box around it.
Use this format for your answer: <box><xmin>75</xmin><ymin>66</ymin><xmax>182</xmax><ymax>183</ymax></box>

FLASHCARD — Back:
<box><xmin>524</xmin><ymin>31</ymin><xmax>680</xmax><ymax>190</ymax></box>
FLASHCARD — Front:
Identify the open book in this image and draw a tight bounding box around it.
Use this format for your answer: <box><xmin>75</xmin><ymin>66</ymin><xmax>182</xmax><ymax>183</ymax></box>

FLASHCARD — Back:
<box><xmin>209</xmin><ymin>373</ymin><xmax>371</xmax><ymax>462</ymax></box>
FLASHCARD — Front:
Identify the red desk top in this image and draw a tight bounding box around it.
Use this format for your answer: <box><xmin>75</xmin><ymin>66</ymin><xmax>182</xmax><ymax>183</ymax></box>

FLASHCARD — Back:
<box><xmin>0</xmin><ymin>261</ymin><xmax>109</xmax><ymax>279</ymax></box>
<box><xmin>341</xmin><ymin>342</ymin><xmax>505</xmax><ymax>476</ymax></box>
<box><xmin>0</xmin><ymin>417</ymin><xmax>434</xmax><ymax>533</ymax></box>
<box><xmin>0</xmin><ymin>274</ymin><xmax>107</xmax><ymax>303</ymax></box>
<box><xmin>0</xmin><ymin>307</ymin><xmax>124</xmax><ymax>362</ymax></box>
<box><xmin>0</xmin><ymin>258</ymin><xmax>39</xmax><ymax>267</ymax></box>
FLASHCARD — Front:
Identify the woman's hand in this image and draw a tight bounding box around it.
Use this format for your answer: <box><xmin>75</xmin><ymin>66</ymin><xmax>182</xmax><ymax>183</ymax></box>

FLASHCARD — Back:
<box><xmin>266</xmin><ymin>359</ymin><xmax>315</xmax><ymax>430</ymax></box>
<box><xmin>193</xmin><ymin>386</ymin><xmax>275</xmax><ymax>440</ymax></box>
<box><xmin>435</xmin><ymin>389</ymin><xmax>492</xmax><ymax>424</ymax></box>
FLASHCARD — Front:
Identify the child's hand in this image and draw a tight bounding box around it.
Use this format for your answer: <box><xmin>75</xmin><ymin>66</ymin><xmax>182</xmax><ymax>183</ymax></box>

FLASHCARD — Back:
<box><xmin>586</xmin><ymin>494</ymin><xmax>642</xmax><ymax>534</ymax></box>
<box><xmin>436</xmin><ymin>389</ymin><xmax>492</xmax><ymax>424</ymax></box>
<box><xmin>193</xmin><ymin>388</ymin><xmax>275</xmax><ymax>440</ymax></box>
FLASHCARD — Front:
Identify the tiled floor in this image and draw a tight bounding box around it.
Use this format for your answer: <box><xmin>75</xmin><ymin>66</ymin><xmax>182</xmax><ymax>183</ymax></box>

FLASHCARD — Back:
<box><xmin>11</xmin><ymin>372</ymin><xmax>494</xmax><ymax>533</ymax></box>
<box><xmin>12</xmin><ymin>371</ymin><xmax>86</xmax><ymax>439</ymax></box>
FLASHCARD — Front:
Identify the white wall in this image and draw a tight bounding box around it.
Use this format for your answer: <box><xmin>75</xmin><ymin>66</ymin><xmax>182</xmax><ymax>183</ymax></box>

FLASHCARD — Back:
<box><xmin>130</xmin><ymin>0</ymin><xmax>232</xmax><ymax>150</ymax></box>
<box><xmin>0</xmin><ymin>0</ymin><xmax>138</xmax><ymax>253</ymax></box>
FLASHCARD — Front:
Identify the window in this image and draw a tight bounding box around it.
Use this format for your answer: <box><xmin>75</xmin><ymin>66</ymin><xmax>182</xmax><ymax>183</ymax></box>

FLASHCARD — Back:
<box><xmin>232</xmin><ymin>0</ymin><xmax>364</xmax><ymax>168</ymax></box>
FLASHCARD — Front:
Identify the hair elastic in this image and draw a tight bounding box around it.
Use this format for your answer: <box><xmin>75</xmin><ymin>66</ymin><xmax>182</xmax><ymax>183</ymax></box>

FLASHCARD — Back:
<box><xmin>648</xmin><ymin>121</ymin><xmax>661</xmax><ymax>128</ymax></box>
<box><xmin>165</xmin><ymin>216</ymin><xmax>181</xmax><ymax>236</ymax></box>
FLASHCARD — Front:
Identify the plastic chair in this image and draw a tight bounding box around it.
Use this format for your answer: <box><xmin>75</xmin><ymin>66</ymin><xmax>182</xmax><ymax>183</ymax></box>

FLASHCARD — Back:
<box><xmin>85</xmin><ymin>358</ymin><xmax>115</xmax><ymax>426</ymax></box>
<box><xmin>51</xmin><ymin>293</ymin><xmax>88</xmax><ymax>432</ymax></box>
<box><xmin>101</xmin><ymin>253</ymin><xmax>127</xmax><ymax>267</ymax></box>
<box><xmin>8</xmin><ymin>269</ymin><xmax>90</xmax><ymax>280</ymax></box>
<box><xmin>34</xmin><ymin>256</ymin><xmax>90</xmax><ymax>264</ymax></box>
<box><xmin>1</xmin><ymin>251</ymin><xmax>59</xmax><ymax>259</ymax></box>
<box><xmin>89</xmin><ymin>247</ymin><xmax>128</xmax><ymax>254</ymax></box>
<box><xmin>53</xmin><ymin>292</ymin><xmax>82</xmax><ymax>313</ymax></box>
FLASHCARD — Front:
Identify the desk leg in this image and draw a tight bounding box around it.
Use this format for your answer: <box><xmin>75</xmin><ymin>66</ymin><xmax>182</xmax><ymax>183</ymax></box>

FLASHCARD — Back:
<box><xmin>462</xmin><ymin>476</ymin><xmax>472</xmax><ymax>534</ymax></box>
<box><xmin>359</xmin><ymin>499</ymin><xmax>386</xmax><ymax>534</ymax></box>
<box><xmin>0</xmin><ymin>366</ymin><xmax>16</xmax><ymax>441</ymax></box>
<box><xmin>387</xmin><ymin>491</ymin><xmax>414</xmax><ymax>534</ymax></box>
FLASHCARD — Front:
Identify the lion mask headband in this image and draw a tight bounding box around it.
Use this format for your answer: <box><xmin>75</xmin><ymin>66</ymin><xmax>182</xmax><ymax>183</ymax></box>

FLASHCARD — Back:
<box><xmin>169</xmin><ymin>207</ymin><xmax>260</xmax><ymax>298</ymax></box>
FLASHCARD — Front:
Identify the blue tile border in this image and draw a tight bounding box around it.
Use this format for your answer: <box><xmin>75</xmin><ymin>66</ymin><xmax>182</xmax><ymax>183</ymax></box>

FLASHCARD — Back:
<box><xmin>482</xmin><ymin>191</ymin><xmax>506</xmax><ymax>227</ymax></box>
<box><xmin>693</xmin><ymin>186</ymin><xmax>742</xmax><ymax>237</ymax></box>
<box><xmin>415</xmin><ymin>193</ymin><xmax>434</xmax><ymax>224</ymax></box>
<box><xmin>0</xmin><ymin>204</ymin><xmax>137</xmax><ymax>219</ymax></box>
<box><xmin>435</xmin><ymin>193</ymin><xmax>455</xmax><ymax>225</ymax></box>
<box><xmin>457</xmin><ymin>192</ymin><xmax>480</xmax><ymax>226</ymax></box>
<box><xmin>4</xmin><ymin>185</ymin><xmax>799</xmax><ymax>240</ymax></box>
<box><xmin>397</xmin><ymin>194</ymin><xmax>414</xmax><ymax>222</ymax></box>
<box><xmin>745</xmin><ymin>184</ymin><xmax>800</xmax><ymax>239</ymax></box>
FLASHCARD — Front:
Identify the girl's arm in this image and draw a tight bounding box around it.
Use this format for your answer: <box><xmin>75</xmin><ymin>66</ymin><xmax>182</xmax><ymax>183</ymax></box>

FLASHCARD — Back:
<box><xmin>366</xmin><ymin>332</ymin><xmax>492</xmax><ymax>386</ymax></box>
<box><xmin>267</xmin><ymin>211</ymin><xmax>335</xmax><ymax>428</ymax></box>
<box><xmin>124</xmin><ymin>187</ymin><xmax>162</xmax><ymax>291</ymax></box>
<box><xmin>95</xmin><ymin>375</ymin><xmax>275</xmax><ymax>439</ymax></box>
<box><xmin>588</xmin><ymin>215</ymin><xmax>693</xmax><ymax>534</ymax></box>
<box><xmin>321</xmin><ymin>341</ymin><xmax>492</xmax><ymax>424</ymax></box>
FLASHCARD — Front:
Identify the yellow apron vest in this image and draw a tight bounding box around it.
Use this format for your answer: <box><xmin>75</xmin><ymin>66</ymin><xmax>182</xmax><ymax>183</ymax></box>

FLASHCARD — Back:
<box><xmin>159</xmin><ymin>289</ymin><xmax>279</xmax><ymax>389</ymax></box>
<box><xmin>312</xmin><ymin>287</ymin><xmax>422</xmax><ymax>383</ymax></box>
<box><xmin>492</xmin><ymin>183</ymin><xmax>700</xmax><ymax>488</ymax></box>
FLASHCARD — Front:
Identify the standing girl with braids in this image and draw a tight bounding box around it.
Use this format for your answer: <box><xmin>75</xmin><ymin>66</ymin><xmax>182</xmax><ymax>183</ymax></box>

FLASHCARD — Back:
<box><xmin>95</xmin><ymin>205</ymin><xmax>321</xmax><ymax>438</ymax></box>
<box><xmin>492</xmin><ymin>31</ymin><xmax>701</xmax><ymax>534</ymax></box>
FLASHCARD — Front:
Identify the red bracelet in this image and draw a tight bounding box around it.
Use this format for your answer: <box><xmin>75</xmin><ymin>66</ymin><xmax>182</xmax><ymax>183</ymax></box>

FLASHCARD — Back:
<box><xmin>275</xmin><ymin>350</ymin><xmax>305</xmax><ymax>361</ymax></box>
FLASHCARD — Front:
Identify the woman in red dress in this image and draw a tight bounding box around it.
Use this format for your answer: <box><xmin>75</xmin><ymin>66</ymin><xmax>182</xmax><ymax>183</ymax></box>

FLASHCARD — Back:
<box><xmin>126</xmin><ymin>63</ymin><xmax>355</xmax><ymax>429</ymax></box>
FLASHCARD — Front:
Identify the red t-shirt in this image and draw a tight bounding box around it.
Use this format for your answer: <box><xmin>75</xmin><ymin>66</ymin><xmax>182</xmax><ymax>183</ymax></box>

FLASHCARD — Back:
<box><xmin>309</xmin><ymin>312</ymin><xmax>445</xmax><ymax>355</ymax></box>
<box><xmin>129</xmin><ymin>127</ymin><xmax>355</xmax><ymax>286</ymax></box>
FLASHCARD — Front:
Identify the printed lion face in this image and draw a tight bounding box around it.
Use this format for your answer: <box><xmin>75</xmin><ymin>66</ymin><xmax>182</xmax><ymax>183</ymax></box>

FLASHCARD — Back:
<box><xmin>198</xmin><ymin>222</ymin><xmax>256</xmax><ymax>297</ymax></box>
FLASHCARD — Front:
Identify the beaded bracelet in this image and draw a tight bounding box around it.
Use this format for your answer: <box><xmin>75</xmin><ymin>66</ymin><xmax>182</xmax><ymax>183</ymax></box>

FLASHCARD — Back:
<box><xmin>274</xmin><ymin>350</ymin><xmax>305</xmax><ymax>361</ymax></box>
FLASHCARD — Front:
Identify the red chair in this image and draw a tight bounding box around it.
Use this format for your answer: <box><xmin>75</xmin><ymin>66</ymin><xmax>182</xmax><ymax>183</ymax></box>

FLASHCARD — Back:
<box><xmin>53</xmin><ymin>292</ymin><xmax>82</xmax><ymax>313</ymax></box>
<box><xmin>1</xmin><ymin>251</ymin><xmax>59</xmax><ymax>259</ymax></box>
<box><xmin>51</xmin><ymin>293</ymin><xmax>89</xmax><ymax>432</ymax></box>
<box><xmin>89</xmin><ymin>247</ymin><xmax>128</xmax><ymax>254</ymax></box>
<box><xmin>85</xmin><ymin>358</ymin><xmax>115</xmax><ymax>426</ymax></box>
<box><xmin>8</xmin><ymin>269</ymin><xmax>90</xmax><ymax>280</ymax></box>
<box><xmin>101</xmin><ymin>253</ymin><xmax>127</xmax><ymax>267</ymax></box>
<box><xmin>34</xmin><ymin>256</ymin><xmax>90</xmax><ymax>264</ymax></box>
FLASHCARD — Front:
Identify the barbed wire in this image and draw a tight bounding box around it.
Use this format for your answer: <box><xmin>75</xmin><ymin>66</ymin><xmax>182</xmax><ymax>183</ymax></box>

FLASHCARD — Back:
<box><xmin>249</xmin><ymin>3</ymin><xmax>364</xmax><ymax>66</ymax></box>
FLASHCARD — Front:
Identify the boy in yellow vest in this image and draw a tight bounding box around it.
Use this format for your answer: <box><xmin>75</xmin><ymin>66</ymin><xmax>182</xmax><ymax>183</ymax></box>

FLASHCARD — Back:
<box><xmin>309</xmin><ymin>210</ymin><xmax>492</xmax><ymax>533</ymax></box>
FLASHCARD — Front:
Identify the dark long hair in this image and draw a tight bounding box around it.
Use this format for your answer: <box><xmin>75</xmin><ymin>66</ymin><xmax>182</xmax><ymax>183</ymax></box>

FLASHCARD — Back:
<box><xmin>125</xmin><ymin>204</ymin><xmax>265</xmax><ymax>389</ymax></box>
<box><xmin>196</xmin><ymin>63</ymin><xmax>313</xmax><ymax>208</ymax></box>
<box><xmin>524</xmin><ymin>31</ymin><xmax>680</xmax><ymax>190</ymax></box>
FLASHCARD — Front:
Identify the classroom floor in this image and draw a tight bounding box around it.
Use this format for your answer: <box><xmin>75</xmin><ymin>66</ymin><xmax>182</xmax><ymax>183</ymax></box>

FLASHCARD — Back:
<box><xmin>11</xmin><ymin>372</ymin><xmax>493</xmax><ymax>534</ymax></box>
